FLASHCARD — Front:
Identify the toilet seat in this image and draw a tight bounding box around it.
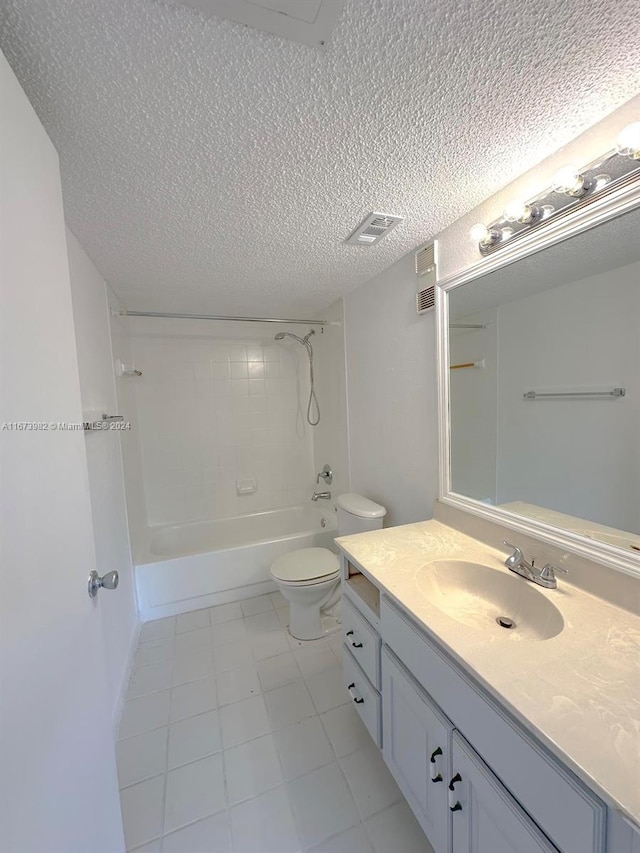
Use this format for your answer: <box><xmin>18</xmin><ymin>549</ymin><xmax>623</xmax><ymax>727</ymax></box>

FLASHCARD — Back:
<box><xmin>270</xmin><ymin>547</ymin><xmax>339</xmax><ymax>585</ymax></box>
<box><xmin>274</xmin><ymin>570</ymin><xmax>340</xmax><ymax>589</ymax></box>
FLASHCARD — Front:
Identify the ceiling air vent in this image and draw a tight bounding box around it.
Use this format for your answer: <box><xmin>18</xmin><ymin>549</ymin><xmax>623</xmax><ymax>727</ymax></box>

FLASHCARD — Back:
<box><xmin>415</xmin><ymin>242</ymin><xmax>437</xmax><ymax>315</ymax></box>
<box><xmin>345</xmin><ymin>212</ymin><xmax>404</xmax><ymax>246</ymax></box>
<box><xmin>174</xmin><ymin>0</ymin><xmax>346</xmax><ymax>48</ymax></box>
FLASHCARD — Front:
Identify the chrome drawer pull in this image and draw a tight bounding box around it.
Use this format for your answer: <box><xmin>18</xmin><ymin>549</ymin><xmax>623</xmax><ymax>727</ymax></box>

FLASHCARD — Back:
<box><xmin>347</xmin><ymin>682</ymin><xmax>364</xmax><ymax>704</ymax></box>
<box><xmin>448</xmin><ymin>773</ymin><xmax>462</xmax><ymax>812</ymax></box>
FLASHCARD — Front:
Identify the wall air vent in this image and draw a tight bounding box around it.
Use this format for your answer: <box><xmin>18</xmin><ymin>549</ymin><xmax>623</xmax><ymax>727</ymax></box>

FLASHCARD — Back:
<box><xmin>345</xmin><ymin>212</ymin><xmax>404</xmax><ymax>246</ymax></box>
<box><xmin>415</xmin><ymin>243</ymin><xmax>435</xmax><ymax>276</ymax></box>
<box><xmin>415</xmin><ymin>242</ymin><xmax>437</xmax><ymax>314</ymax></box>
<box><xmin>416</xmin><ymin>285</ymin><xmax>435</xmax><ymax>314</ymax></box>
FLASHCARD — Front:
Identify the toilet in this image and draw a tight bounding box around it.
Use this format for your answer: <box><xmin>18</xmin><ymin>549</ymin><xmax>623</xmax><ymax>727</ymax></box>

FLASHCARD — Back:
<box><xmin>270</xmin><ymin>493</ymin><xmax>387</xmax><ymax>640</ymax></box>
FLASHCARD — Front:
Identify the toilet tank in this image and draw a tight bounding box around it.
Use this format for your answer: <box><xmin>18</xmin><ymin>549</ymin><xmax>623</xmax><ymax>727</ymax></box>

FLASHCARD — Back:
<box><xmin>336</xmin><ymin>493</ymin><xmax>387</xmax><ymax>536</ymax></box>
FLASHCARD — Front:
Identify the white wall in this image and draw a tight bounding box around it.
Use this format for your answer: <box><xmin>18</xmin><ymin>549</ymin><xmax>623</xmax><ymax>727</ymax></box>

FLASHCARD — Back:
<box><xmin>311</xmin><ymin>299</ymin><xmax>351</xmax><ymax>500</ymax></box>
<box><xmin>344</xmin><ymin>251</ymin><xmax>439</xmax><ymax>526</ymax></box>
<box><xmin>0</xmin><ymin>50</ymin><xmax>125</xmax><ymax>853</ymax></box>
<box><xmin>67</xmin><ymin>229</ymin><xmax>139</xmax><ymax>718</ymax></box>
<box><xmin>495</xmin><ymin>261</ymin><xmax>640</xmax><ymax>531</ymax></box>
<box><xmin>342</xmin><ymin>96</ymin><xmax>639</xmax><ymax>528</ymax></box>
<box><xmin>127</xmin><ymin>318</ymin><xmax>317</xmax><ymax>527</ymax></box>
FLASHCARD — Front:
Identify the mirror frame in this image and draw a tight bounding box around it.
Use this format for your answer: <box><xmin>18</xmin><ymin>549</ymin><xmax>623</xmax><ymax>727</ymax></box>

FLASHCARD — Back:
<box><xmin>436</xmin><ymin>176</ymin><xmax>640</xmax><ymax>578</ymax></box>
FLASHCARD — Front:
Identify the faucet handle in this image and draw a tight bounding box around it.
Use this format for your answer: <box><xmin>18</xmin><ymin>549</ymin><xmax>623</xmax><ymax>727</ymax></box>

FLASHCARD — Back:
<box><xmin>502</xmin><ymin>540</ymin><xmax>524</xmax><ymax>569</ymax></box>
<box><xmin>540</xmin><ymin>564</ymin><xmax>569</xmax><ymax>581</ymax></box>
<box><xmin>316</xmin><ymin>464</ymin><xmax>333</xmax><ymax>485</ymax></box>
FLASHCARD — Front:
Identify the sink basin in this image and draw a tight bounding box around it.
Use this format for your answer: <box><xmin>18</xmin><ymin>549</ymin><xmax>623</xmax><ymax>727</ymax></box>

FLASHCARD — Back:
<box><xmin>416</xmin><ymin>560</ymin><xmax>564</xmax><ymax>641</ymax></box>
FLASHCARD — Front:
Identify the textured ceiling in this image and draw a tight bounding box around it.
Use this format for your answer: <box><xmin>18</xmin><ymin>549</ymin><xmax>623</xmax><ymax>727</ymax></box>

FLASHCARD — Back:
<box><xmin>1</xmin><ymin>0</ymin><xmax>639</xmax><ymax>317</ymax></box>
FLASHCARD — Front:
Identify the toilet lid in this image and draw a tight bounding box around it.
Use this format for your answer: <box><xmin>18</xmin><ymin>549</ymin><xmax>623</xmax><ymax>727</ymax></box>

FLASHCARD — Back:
<box><xmin>271</xmin><ymin>548</ymin><xmax>339</xmax><ymax>583</ymax></box>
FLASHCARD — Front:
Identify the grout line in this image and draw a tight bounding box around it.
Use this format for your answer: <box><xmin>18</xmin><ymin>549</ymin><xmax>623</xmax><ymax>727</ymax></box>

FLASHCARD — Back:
<box><xmin>123</xmin><ymin>618</ymin><xmax>370</xmax><ymax>853</ymax></box>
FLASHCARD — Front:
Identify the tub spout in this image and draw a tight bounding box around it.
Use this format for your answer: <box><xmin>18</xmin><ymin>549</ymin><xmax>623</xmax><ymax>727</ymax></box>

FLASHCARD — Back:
<box><xmin>312</xmin><ymin>491</ymin><xmax>332</xmax><ymax>501</ymax></box>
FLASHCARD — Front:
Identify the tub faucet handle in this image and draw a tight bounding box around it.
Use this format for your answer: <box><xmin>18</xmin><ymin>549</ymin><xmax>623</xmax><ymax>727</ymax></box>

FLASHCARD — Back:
<box><xmin>316</xmin><ymin>464</ymin><xmax>333</xmax><ymax>485</ymax></box>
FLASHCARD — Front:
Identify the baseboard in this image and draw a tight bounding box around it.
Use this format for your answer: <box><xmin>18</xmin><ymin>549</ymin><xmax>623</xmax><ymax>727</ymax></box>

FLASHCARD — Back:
<box><xmin>139</xmin><ymin>578</ymin><xmax>278</xmax><ymax>622</ymax></box>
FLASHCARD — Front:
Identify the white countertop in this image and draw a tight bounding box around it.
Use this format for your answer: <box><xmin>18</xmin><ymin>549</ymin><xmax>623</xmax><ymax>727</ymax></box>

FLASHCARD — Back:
<box><xmin>336</xmin><ymin>519</ymin><xmax>640</xmax><ymax>825</ymax></box>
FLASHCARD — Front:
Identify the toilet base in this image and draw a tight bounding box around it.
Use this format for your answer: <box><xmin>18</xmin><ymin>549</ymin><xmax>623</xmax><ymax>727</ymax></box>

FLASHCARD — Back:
<box><xmin>288</xmin><ymin>592</ymin><xmax>342</xmax><ymax>641</ymax></box>
<box><xmin>288</xmin><ymin>612</ymin><xmax>341</xmax><ymax>642</ymax></box>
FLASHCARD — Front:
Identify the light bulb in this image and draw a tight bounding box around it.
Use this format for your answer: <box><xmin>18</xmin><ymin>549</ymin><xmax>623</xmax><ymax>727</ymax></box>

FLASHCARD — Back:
<box><xmin>551</xmin><ymin>166</ymin><xmax>587</xmax><ymax>196</ymax></box>
<box><xmin>470</xmin><ymin>223</ymin><xmax>490</xmax><ymax>243</ymax></box>
<box><xmin>503</xmin><ymin>200</ymin><xmax>536</xmax><ymax>223</ymax></box>
<box><xmin>616</xmin><ymin>122</ymin><xmax>640</xmax><ymax>159</ymax></box>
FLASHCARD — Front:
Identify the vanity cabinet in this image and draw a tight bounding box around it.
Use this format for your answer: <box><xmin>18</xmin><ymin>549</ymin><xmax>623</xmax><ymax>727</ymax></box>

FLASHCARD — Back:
<box><xmin>342</xmin><ymin>639</ymin><xmax>382</xmax><ymax>746</ymax></box>
<box><xmin>382</xmin><ymin>647</ymin><xmax>557</xmax><ymax>853</ymax></box>
<box><xmin>339</xmin><ymin>558</ymin><xmax>612</xmax><ymax>853</ymax></box>
<box><xmin>341</xmin><ymin>583</ymin><xmax>383</xmax><ymax>747</ymax></box>
<box><xmin>342</xmin><ymin>596</ymin><xmax>381</xmax><ymax>688</ymax></box>
<box><xmin>381</xmin><ymin>594</ymin><xmax>605</xmax><ymax>853</ymax></box>
<box><xmin>382</xmin><ymin>647</ymin><xmax>451</xmax><ymax>853</ymax></box>
<box><xmin>450</xmin><ymin>732</ymin><xmax>558</xmax><ymax>853</ymax></box>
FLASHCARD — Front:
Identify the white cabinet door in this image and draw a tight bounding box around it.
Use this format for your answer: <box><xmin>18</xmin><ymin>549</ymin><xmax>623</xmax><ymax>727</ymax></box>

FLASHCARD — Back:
<box><xmin>0</xmin><ymin>53</ymin><xmax>125</xmax><ymax>852</ymax></box>
<box><xmin>450</xmin><ymin>732</ymin><xmax>558</xmax><ymax>853</ymax></box>
<box><xmin>382</xmin><ymin>647</ymin><xmax>450</xmax><ymax>853</ymax></box>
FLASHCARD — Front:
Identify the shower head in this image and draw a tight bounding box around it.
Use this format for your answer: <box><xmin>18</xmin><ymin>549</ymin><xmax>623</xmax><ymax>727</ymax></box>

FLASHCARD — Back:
<box><xmin>274</xmin><ymin>331</ymin><xmax>307</xmax><ymax>346</ymax></box>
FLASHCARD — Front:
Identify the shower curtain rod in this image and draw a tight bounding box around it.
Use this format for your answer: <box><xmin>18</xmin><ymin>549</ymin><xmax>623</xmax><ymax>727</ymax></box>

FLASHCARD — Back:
<box><xmin>114</xmin><ymin>310</ymin><xmax>340</xmax><ymax>326</ymax></box>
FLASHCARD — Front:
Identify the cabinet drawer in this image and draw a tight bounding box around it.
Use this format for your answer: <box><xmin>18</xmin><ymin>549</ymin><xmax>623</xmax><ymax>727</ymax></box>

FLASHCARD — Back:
<box><xmin>342</xmin><ymin>596</ymin><xmax>381</xmax><ymax>688</ymax></box>
<box><xmin>342</xmin><ymin>646</ymin><xmax>381</xmax><ymax>747</ymax></box>
<box><xmin>381</xmin><ymin>596</ymin><xmax>606</xmax><ymax>853</ymax></box>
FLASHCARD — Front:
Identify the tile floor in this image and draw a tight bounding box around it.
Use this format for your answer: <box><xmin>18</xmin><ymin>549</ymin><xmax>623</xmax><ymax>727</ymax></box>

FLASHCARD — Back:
<box><xmin>118</xmin><ymin>592</ymin><xmax>435</xmax><ymax>853</ymax></box>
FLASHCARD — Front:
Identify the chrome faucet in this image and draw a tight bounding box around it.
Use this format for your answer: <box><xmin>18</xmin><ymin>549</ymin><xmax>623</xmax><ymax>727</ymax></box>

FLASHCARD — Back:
<box><xmin>312</xmin><ymin>491</ymin><xmax>332</xmax><ymax>501</ymax></box>
<box><xmin>502</xmin><ymin>541</ymin><xmax>568</xmax><ymax>589</ymax></box>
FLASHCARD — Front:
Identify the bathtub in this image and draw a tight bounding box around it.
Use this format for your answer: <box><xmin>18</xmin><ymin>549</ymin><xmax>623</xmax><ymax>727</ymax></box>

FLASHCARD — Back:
<box><xmin>134</xmin><ymin>504</ymin><xmax>337</xmax><ymax>621</ymax></box>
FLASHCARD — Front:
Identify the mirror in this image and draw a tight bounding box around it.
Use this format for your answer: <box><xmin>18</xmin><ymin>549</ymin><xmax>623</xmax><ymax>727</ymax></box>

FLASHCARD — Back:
<box><xmin>446</xmin><ymin>204</ymin><xmax>640</xmax><ymax>557</ymax></box>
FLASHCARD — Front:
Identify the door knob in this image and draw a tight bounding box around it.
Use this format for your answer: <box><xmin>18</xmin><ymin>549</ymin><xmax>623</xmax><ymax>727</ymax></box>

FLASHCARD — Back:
<box><xmin>88</xmin><ymin>570</ymin><xmax>119</xmax><ymax>599</ymax></box>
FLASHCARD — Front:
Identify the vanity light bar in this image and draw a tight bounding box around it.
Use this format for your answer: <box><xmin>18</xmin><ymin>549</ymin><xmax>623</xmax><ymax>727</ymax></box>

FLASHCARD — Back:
<box><xmin>470</xmin><ymin>122</ymin><xmax>640</xmax><ymax>255</ymax></box>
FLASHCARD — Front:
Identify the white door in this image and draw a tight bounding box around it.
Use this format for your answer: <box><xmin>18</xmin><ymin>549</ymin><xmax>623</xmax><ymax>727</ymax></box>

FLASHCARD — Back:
<box><xmin>382</xmin><ymin>647</ymin><xmax>450</xmax><ymax>853</ymax></box>
<box><xmin>0</xmin><ymin>52</ymin><xmax>125</xmax><ymax>853</ymax></box>
<box><xmin>450</xmin><ymin>732</ymin><xmax>558</xmax><ymax>853</ymax></box>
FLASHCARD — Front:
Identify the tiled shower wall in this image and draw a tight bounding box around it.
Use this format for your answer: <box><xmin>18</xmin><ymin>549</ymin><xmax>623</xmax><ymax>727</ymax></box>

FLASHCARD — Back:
<box><xmin>130</xmin><ymin>326</ymin><xmax>315</xmax><ymax>525</ymax></box>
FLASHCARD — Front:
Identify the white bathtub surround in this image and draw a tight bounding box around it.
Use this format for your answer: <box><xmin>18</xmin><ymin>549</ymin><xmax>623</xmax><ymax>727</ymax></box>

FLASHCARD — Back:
<box><xmin>128</xmin><ymin>318</ymin><xmax>317</xmax><ymax>528</ymax></box>
<box><xmin>135</xmin><ymin>504</ymin><xmax>337</xmax><ymax>621</ymax></box>
<box><xmin>117</xmin><ymin>596</ymin><xmax>433</xmax><ymax>853</ymax></box>
<box><xmin>311</xmin><ymin>299</ymin><xmax>350</xmax><ymax>501</ymax></box>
